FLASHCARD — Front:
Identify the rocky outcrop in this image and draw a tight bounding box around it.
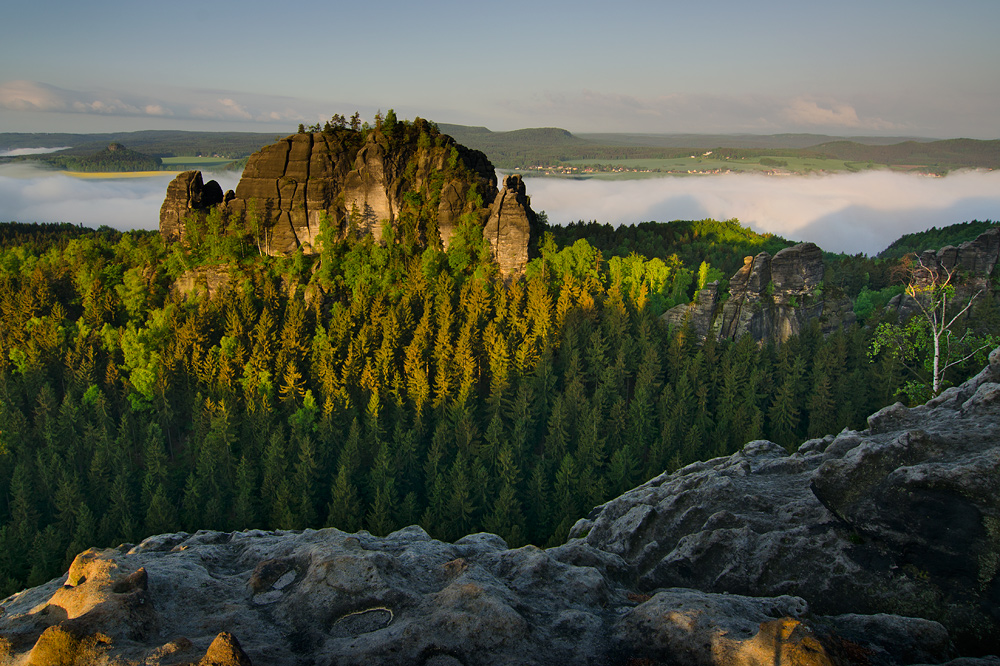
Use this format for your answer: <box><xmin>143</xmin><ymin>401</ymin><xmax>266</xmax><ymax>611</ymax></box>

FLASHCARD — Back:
<box><xmin>662</xmin><ymin>243</ymin><xmax>856</xmax><ymax>344</ymax></box>
<box><xmin>0</xmin><ymin>530</ymin><xmax>967</xmax><ymax>666</ymax></box>
<box><xmin>717</xmin><ymin>242</ymin><xmax>855</xmax><ymax>343</ymax></box>
<box><xmin>918</xmin><ymin>228</ymin><xmax>1000</xmax><ymax>290</ymax></box>
<box><xmin>4</xmin><ymin>354</ymin><xmax>1000</xmax><ymax>663</ymax></box>
<box><xmin>171</xmin><ymin>265</ymin><xmax>232</xmax><ymax>299</ymax></box>
<box><xmin>572</xmin><ymin>347</ymin><xmax>1000</xmax><ymax>655</ymax></box>
<box><xmin>888</xmin><ymin>228</ymin><xmax>1000</xmax><ymax>321</ymax></box>
<box><xmin>484</xmin><ymin>175</ymin><xmax>534</xmax><ymax>279</ymax></box>
<box><xmin>159</xmin><ymin>126</ymin><xmax>535</xmax><ymax>278</ymax></box>
<box><xmin>159</xmin><ymin>171</ymin><xmax>225</xmax><ymax>242</ymax></box>
<box><xmin>662</xmin><ymin>281</ymin><xmax>721</xmax><ymax>341</ymax></box>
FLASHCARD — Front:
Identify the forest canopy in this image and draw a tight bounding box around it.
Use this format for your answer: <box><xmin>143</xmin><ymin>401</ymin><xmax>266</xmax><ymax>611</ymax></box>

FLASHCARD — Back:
<box><xmin>0</xmin><ymin>214</ymin><xmax>994</xmax><ymax>597</ymax></box>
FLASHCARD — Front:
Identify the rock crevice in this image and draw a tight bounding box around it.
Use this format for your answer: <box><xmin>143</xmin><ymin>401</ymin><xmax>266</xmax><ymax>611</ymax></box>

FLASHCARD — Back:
<box><xmin>159</xmin><ymin>129</ymin><xmax>535</xmax><ymax>279</ymax></box>
<box><xmin>4</xmin><ymin>352</ymin><xmax>1000</xmax><ymax>663</ymax></box>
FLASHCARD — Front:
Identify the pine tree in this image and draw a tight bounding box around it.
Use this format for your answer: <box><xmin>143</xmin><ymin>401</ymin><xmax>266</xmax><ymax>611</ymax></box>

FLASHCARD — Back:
<box><xmin>445</xmin><ymin>452</ymin><xmax>478</xmax><ymax>540</ymax></box>
<box><xmin>145</xmin><ymin>483</ymin><xmax>178</xmax><ymax>536</ymax></box>
<box><xmin>232</xmin><ymin>456</ymin><xmax>258</xmax><ymax>528</ymax></box>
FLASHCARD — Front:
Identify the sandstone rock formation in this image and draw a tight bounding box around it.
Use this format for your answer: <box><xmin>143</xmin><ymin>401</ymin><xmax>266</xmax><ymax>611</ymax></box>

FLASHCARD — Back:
<box><xmin>170</xmin><ymin>265</ymin><xmax>232</xmax><ymax>300</ymax></box>
<box><xmin>159</xmin><ymin>171</ymin><xmax>225</xmax><ymax>242</ymax></box>
<box><xmin>158</xmin><ymin>126</ymin><xmax>536</xmax><ymax>279</ymax></box>
<box><xmin>572</xmin><ymin>346</ymin><xmax>1000</xmax><ymax>655</ymax></box>
<box><xmin>661</xmin><ymin>281</ymin><xmax>721</xmax><ymax>341</ymax></box>
<box><xmin>484</xmin><ymin>175</ymin><xmax>533</xmax><ymax>278</ymax></box>
<box><xmin>889</xmin><ymin>227</ymin><xmax>1000</xmax><ymax>321</ymax></box>
<box><xmin>916</xmin><ymin>227</ymin><xmax>1000</xmax><ymax>290</ymax></box>
<box><xmin>3</xmin><ymin>354</ymin><xmax>1000</xmax><ymax>664</ymax></box>
<box><xmin>662</xmin><ymin>242</ymin><xmax>856</xmax><ymax>344</ymax></box>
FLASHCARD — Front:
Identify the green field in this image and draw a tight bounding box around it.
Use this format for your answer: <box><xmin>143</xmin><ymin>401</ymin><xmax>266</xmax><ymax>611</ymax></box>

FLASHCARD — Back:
<box><xmin>161</xmin><ymin>156</ymin><xmax>236</xmax><ymax>170</ymax></box>
<box><xmin>561</xmin><ymin>155</ymin><xmax>879</xmax><ymax>176</ymax></box>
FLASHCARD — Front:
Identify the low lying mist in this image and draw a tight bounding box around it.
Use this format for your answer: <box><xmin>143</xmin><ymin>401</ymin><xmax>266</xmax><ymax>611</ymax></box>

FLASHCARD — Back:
<box><xmin>1</xmin><ymin>165</ymin><xmax>997</xmax><ymax>256</ymax></box>
<box><xmin>0</xmin><ymin>163</ymin><xmax>239</xmax><ymax>232</ymax></box>
<box><xmin>0</xmin><ymin>147</ymin><xmax>72</xmax><ymax>157</ymax></box>
<box><xmin>527</xmin><ymin>170</ymin><xmax>1000</xmax><ymax>255</ymax></box>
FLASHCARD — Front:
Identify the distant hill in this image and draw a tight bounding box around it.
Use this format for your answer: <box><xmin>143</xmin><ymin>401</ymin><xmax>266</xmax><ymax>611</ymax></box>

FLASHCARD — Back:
<box><xmin>803</xmin><ymin>139</ymin><xmax>1000</xmax><ymax>171</ymax></box>
<box><xmin>3</xmin><ymin>126</ymin><xmax>996</xmax><ymax>174</ymax></box>
<box><xmin>436</xmin><ymin>124</ymin><xmax>998</xmax><ymax>172</ymax></box>
<box><xmin>576</xmin><ymin>132</ymin><xmax>936</xmax><ymax>150</ymax></box>
<box><xmin>0</xmin><ymin>130</ymin><xmax>277</xmax><ymax>160</ymax></box>
<box><xmin>43</xmin><ymin>142</ymin><xmax>163</xmax><ymax>172</ymax></box>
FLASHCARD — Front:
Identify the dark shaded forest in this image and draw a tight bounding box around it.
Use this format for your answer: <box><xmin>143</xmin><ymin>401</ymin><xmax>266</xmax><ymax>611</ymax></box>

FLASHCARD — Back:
<box><xmin>877</xmin><ymin>219</ymin><xmax>998</xmax><ymax>260</ymax></box>
<box><xmin>0</xmin><ymin>215</ymin><xmax>994</xmax><ymax>597</ymax></box>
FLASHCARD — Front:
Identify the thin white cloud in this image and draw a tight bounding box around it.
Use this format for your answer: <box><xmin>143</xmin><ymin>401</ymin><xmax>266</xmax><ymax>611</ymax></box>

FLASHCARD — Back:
<box><xmin>0</xmin><ymin>80</ymin><xmax>72</xmax><ymax>112</ymax></box>
<box><xmin>497</xmin><ymin>90</ymin><xmax>910</xmax><ymax>134</ymax></box>
<box><xmin>0</xmin><ymin>80</ymin><xmax>173</xmax><ymax>118</ymax></box>
<box><xmin>144</xmin><ymin>104</ymin><xmax>172</xmax><ymax>116</ymax></box>
<box><xmin>0</xmin><ymin>80</ymin><xmax>319</xmax><ymax>126</ymax></box>
<box><xmin>0</xmin><ymin>147</ymin><xmax>71</xmax><ymax>157</ymax></box>
<box><xmin>782</xmin><ymin>97</ymin><xmax>900</xmax><ymax>131</ymax></box>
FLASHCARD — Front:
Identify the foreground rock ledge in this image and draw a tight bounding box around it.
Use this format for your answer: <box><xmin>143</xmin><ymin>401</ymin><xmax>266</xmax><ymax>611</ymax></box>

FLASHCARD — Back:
<box><xmin>2</xmin><ymin>351</ymin><xmax>999</xmax><ymax>665</ymax></box>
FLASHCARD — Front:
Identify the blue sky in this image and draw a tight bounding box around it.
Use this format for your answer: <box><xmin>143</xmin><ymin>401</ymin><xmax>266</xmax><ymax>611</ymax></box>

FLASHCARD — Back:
<box><xmin>2</xmin><ymin>0</ymin><xmax>998</xmax><ymax>137</ymax></box>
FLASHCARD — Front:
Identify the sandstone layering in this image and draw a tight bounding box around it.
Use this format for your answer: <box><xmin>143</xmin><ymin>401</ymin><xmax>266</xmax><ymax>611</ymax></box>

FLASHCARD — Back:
<box><xmin>662</xmin><ymin>242</ymin><xmax>856</xmax><ymax>344</ymax></box>
<box><xmin>158</xmin><ymin>126</ymin><xmax>537</xmax><ymax>279</ymax></box>
<box><xmin>663</xmin><ymin>227</ymin><xmax>1000</xmax><ymax>345</ymax></box>
<box><xmin>2</xmin><ymin>349</ymin><xmax>999</xmax><ymax>665</ymax></box>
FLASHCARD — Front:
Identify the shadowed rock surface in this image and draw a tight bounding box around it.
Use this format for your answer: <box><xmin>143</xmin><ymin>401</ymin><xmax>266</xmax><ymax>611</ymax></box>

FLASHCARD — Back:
<box><xmin>3</xmin><ymin>354</ymin><xmax>999</xmax><ymax>664</ymax></box>
<box><xmin>573</xmin><ymin>347</ymin><xmax>1000</xmax><ymax>655</ymax></box>
<box><xmin>917</xmin><ymin>228</ymin><xmax>1000</xmax><ymax>291</ymax></box>
<box><xmin>159</xmin><ymin>171</ymin><xmax>225</xmax><ymax>242</ymax></box>
<box><xmin>888</xmin><ymin>227</ymin><xmax>1000</xmax><ymax>321</ymax></box>
<box><xmin>662</xmin><ymin>242</ymin><xmax>856</xmax><ymax>344</ymax></box>
<box><xmin>717</xmin><ymin>242</ymin><xmax>855</xmax><ymax>343</ymax></box>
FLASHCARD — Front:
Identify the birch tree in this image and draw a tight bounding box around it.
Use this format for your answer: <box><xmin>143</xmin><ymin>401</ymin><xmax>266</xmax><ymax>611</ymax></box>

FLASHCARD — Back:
<box><xmin>870</xmin><ymin>253</ymin><xmax>993</xmax><ymax>399</ymax></box>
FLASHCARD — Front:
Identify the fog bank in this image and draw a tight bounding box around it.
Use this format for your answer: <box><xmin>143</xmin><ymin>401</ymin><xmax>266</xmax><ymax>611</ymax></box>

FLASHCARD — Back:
<box><xmin>0</xmin><ymin>147</ymin><xmax>72</xmax><ymax>157</ymax></box>
<box><xmin>0</xmin><ymin>164</ymin><xmax>239</xmax><ymax>232</ymax></box>
<box><xmin>526</xmin><ymin>170</ymin><xmax>1000</xmax><ymax>255</ymax></box>
<box><xmin>1</xmin><ymin>165</ymin><xmax>997</xmax><ymax>256</ymax></box>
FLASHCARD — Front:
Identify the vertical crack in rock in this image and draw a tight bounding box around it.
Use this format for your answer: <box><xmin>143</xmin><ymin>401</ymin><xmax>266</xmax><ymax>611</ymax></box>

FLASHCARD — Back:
<box><xmin>159</xmin><ymin>130</ymin><xmax>535</xmax><ymax>278</ymax></box>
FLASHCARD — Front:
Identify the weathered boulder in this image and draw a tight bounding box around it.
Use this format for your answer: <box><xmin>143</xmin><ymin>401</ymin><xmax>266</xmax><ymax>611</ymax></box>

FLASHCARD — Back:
<box><xmin>0</xmin><ymin>528</ymin><xmax>624</xmax><ymax>666</ymax></box>
<box><xmin>572</xmin><ymin>347</ymin><xmax>1000</xmax><ymax>653</ymax></box>
<box><xmin>5</xmin><ymin>355</ymin><xmax>1000</xmax><ymax>664</ymax></box>
<box><xmin>0</xmin><ymin>526</ymin><xmax>973</xmax><ymax>666</ymax></box>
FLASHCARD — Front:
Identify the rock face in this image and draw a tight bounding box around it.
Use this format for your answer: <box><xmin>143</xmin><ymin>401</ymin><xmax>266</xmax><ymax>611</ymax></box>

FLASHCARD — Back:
<box><xmin>484</xmin><ymin>175</ymin><xmax>533</xmax><ymax>278</ymax></box>
<box><xmin>717</xmin><ymin>242</ymin><xmax>854</xmax><ymax>343</ymax></box>
<box><xmin>917</xmin><ymin>228</ymin><xmax>1000</xmax><ymax>290</ymax></box>
<box><xmin>159</xmin><ymin>171</ymin><xmax>225</xmax><ymax>242</ymax></box>
<box><xmin>159</xmin><ymin>126</ymin><xmax>536</xmax><ymax>279</ymax></box>
<box><xmin>662</xmin><ymin>243</ymin><xmax>856</xmax><ymax>344</ymax></box>
<box><xmin>888</xmin><ymin>227</ymin><xmax>1000</xmax><ymax>321</ymax></box>
<box><xmin>3</xmin><ymin>354</ymin><xmax>999</xmax><ymax>664</ymax></box>
<box><xmin>572</xmin><ymin>347</ymin><xmax>1000</xmax><ymax>655</ymax></box>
